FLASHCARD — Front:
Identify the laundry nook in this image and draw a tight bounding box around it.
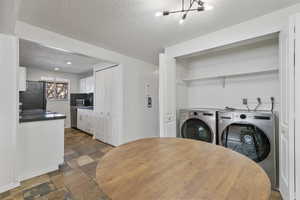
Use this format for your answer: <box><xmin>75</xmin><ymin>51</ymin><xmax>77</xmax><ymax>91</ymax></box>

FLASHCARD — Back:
<box><xmin>159</xmin><ymin>11</ymin><xmax>299</xmax><ymax>198</ymax></box>
<box><xmin>169</xmin><ymin>34</ymin><xmax>280</xmax><ymax>188</ymax></box>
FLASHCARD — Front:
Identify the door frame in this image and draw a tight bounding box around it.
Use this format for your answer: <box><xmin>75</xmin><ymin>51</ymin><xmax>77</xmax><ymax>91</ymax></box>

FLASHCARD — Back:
<box><xmin>280</xmin><ymin>13</ymin><xmax>300</xmax><ymax>200</ymax></box>
<box><xmin>294</xmin><ymin>13</ymin><xmax>300</xmax><ymax>200</ymax></box>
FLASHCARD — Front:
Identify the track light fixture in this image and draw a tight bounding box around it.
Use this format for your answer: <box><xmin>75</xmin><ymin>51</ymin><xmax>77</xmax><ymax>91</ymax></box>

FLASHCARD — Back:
<box><xmin>155</xmin><ymin>0</ymin><xmax>213</xmax><ymax>24</ymax></box>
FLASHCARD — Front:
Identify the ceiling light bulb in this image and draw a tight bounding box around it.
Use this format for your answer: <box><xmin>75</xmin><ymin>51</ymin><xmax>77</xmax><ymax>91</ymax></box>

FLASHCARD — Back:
<box><xmin>67</xmin><ymin>61</ymin><xmax>72</xmax><ymax>65</ymax></box>
<box><xmin>179</xmin><ymin>19</ymin><xmax>185</xmax><ymax>24</ymax></box>
<box><xmin>155</xmin><ymin>12</ymin><xmax>163</xmax><ymax>17</ymax></box>
<box><xmin>54</xmin><ymin>67</ymin><xmax>60</xmax><ymax>71</ymax></box>
<box><xmin>204</xmin><ymin>4</ymin><xmax>214</xmax><ymax>10</ymax></box>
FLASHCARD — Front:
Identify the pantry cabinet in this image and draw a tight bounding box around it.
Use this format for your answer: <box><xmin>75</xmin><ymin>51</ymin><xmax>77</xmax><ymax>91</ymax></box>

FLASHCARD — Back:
<box><xmin>94</xmin><ymin>66</ymin><xmax>122</xmax><ymax>146</ymax></box>
<box><xmin>77</xmin><ymin>108</ymin><xmax>95</xmax><ymax>135</ymax></box>
<box><xmin>79</xmin><ymin>79</ymin><xmax>86</xmax><ymax>93</ymax></box>
<box><xmin>80</xmin><ymin>76</ymin><xmax>94</xmax><ymax>93</ymax></box>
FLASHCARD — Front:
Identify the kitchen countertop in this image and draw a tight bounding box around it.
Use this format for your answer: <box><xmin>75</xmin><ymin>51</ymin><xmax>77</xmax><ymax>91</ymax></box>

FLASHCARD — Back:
<box><xmin>77</xmin><ymin>106</ymin><xmax>94</xmax><ymax>110</ymax></box>
<box><xmin>19</xmin><ymin>109</ymin><xmax>66</xmax><ymax>123</ymax></box>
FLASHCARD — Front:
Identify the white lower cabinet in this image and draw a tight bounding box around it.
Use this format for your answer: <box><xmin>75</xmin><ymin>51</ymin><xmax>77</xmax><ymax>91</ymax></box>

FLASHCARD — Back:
<box><xmin>18</xmin><ymin>120</ymin><xmax>64</xmax><ymax>181</ymax></box>
<box><xmin>77</xmin><ymin>109</ymin><xmax>84</xmax><ymax>131</ymax></box>
<box><xmin>77</xmin><ymin>109</ymin><xmax>95</xmax><ymax>135</ymax></box>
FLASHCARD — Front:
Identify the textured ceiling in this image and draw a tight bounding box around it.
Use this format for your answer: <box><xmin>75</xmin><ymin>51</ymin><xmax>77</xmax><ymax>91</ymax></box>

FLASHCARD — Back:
<box><xmin>18</xmin><ymin>0</ymin><xmax>299</xmax><ymax>65</ymax></box>
<box><xmin>19</xmin><ymin>39</ymin><xmax>104</xmax><ymax>74</ymax></box>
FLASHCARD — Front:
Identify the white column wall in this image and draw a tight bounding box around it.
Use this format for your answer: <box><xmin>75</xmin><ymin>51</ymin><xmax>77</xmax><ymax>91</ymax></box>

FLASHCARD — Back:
<box><xmin>0</xmin><ymin>34</ymin><xmax>18</xmax><ymax>192</ymax></box>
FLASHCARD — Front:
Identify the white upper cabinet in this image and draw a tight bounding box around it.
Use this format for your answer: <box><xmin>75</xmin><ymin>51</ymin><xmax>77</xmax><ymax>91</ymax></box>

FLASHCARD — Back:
<box><xmin>86</xmin><ymin>76</ymin><xmax>95</xmax><ymax>93</ymax></box>
<box><xmin>80</xmin><ymin>78</ymin><xmax>86</xmax><ymax>93</ymax></box>
<box><xmin>80</xmin><ymin>76</ymin><xmax>94</xmax><ymax>93</ymax></box>
<box><xmin>19</xmin><ymin>66</ymin><xmax>27</xmax><ymax>91</ymax></box>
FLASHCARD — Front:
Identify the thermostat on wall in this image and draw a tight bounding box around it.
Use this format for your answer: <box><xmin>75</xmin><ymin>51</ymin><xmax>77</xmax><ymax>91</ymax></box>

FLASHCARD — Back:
<box><xmin>147</xmin><ymin>96</ymin><xmax>152</xmax><ymax>108</ymax></box>
<box><xmin>145</xmin><ymin>83</ymin><xmax>152</xmax><ymax>108</ymax></box>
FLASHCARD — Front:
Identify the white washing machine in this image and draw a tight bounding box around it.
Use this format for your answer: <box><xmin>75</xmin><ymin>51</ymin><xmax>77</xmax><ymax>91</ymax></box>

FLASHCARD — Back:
<box><xmin>179</xmin><ymin>109</ymin><xmax>218</xmax><ymax>144</ymax></box>
<box><xmin>218</xmin><ymin>110</ymin><xmax>277</xmax><ymax>188</ymax></box>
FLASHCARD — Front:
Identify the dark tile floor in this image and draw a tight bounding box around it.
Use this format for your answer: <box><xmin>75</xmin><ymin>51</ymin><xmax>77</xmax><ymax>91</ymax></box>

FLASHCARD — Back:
<box><xmin>0</xmin><ymin>128</ymin><xmax>282</xmax><ymax>200</ymax></box>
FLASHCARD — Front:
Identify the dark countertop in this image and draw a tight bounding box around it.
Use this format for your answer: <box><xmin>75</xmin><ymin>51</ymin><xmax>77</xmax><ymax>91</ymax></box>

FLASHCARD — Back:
<box><xmin>19</xmin><ymin>109</ymin><xmax>66</xmax><ymax>123</ymax></box>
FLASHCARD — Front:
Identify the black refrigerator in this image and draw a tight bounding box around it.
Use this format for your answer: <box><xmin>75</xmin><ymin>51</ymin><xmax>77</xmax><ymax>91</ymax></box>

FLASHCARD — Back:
<box><xmin>20</xmin><ymin>81</ymin><xmax>47</xmax><ymax>111</ymax></box>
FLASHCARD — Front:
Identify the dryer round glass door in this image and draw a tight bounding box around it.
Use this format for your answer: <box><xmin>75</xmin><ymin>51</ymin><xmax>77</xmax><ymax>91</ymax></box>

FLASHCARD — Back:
<box><xmin>220</xmin><ymin>123</ymin><xmax>270</xmax><ymax>162</ymax></box>
<box><xmin>181</xmin><ymin>118</ymin><xmax>213</xmax><ymax>143</ymax></box>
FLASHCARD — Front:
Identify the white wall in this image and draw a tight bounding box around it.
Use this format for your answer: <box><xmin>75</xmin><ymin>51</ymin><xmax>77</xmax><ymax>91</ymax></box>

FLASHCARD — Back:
<box><xmin>15</xmin><ymin>21</ymin><xmax>156</xmax><ymax>70</ymax></box>
<box><xmin>176</xmin><ymin>37</ymin><xmax>279</xmax><ymax>112</ymax></box>
<box><xmin>26</xmin><ymin>67</ymin><xmax>80</xmax><ymax>128</ymax></box>
<box><xmin>0</xmin><ymin>34</ymin><xmax>19</xmax><ymax>192</ymax></box>
<box><xmin>186</xmin><ymin>73</ymin><xmax>279</xmax><ymax>110</ymax></box>
<box><xmin>166</xmin><ymin>3</ymin><xmax>300</xmax><ymax>58</ymax></box>
<box><xmin>122</xmin><ymin>64</ymin><xmax>159</xmax><ymax>143</ymax></box>
<box><xmin>15</xmin><ymin>22</ymin><xmax>159</xmax><ymax>144</ymax></box>
<box><xmin>176</xmin><ymin>60</ymin><xmax>188</xmax><ymax>110</ymax></box>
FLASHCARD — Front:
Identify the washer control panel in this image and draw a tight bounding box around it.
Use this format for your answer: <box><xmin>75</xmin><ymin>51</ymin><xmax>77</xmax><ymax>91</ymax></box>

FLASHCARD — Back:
<box><xmin>220</xmin><ymin>112</ymin><xmax>272</xmax><ymax>122</ymax></box>
<box><xmin>189</xmin><ymin>111</ymin><xmax>214</xmax><ymax>117</ymax></box>
<box><xmin>233</xmin><ymin>113</ymin><xmax>249</xmax><ymax>120</ymax></box>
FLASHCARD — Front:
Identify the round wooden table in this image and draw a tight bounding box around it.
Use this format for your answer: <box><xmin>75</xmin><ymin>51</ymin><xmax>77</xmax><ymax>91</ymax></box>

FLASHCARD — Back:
<box><xmin>96</xmin><ymin>138</ymin><xmax>271</xmax><ymax>200</ymax></box>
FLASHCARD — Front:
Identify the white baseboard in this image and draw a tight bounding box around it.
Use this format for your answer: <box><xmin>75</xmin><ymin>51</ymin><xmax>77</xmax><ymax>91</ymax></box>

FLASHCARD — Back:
<box><xmin>0</xmin><ymin>182</ymin><xmax>20</xmax><ymax>194</ymax></box>
<box><xmin>19</xmin><ymin>165</ymin><xmax>59</xmax><ymax>182</ymax></box>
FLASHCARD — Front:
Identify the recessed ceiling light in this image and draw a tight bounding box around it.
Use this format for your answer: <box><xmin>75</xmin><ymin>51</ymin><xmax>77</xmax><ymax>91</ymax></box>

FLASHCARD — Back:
<box><xmin>67</xmin><ymin>61</ymin><xmax>72</xmax><ymax>65</ymax></box>
<box><xmin>54</xmin><ymin>67</ymin><xmax>60</xmax><ymax>71</ymax></box>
